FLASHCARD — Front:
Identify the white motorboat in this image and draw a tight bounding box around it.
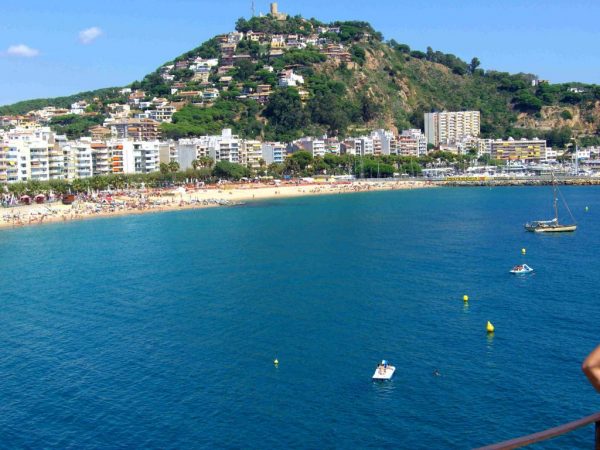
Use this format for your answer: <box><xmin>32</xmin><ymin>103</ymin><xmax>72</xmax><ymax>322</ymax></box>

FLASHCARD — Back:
<box><xmin>372</xmin><ymin>360</ymin><xmax>395</xmax><ymax>380</ymax></box>
<box><xmin>510</xmin><ymin>264</ymin><xmax>534</xmax><ymax>274</ymax></box>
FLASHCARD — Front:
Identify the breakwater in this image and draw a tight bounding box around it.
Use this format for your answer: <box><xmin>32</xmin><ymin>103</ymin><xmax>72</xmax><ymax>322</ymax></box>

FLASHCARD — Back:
<box><xmin>438</xmin><ymin>177</ymin><xmax>600</xmax><ymax>187</ymax></box>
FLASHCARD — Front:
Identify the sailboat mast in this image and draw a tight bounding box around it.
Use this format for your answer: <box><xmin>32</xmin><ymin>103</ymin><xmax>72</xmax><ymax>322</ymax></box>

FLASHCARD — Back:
<box><xmin>552</xmin><ymin>172</ymin><xmax>558</xmax><ymax>221</ymax></box>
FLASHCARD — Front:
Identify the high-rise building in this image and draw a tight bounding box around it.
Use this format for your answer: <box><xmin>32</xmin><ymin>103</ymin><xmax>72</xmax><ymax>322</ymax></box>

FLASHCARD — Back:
<box><xmin>424</xmin><ymin>111</ymin><xmax>480</xmax><ymax>147</ymax></box>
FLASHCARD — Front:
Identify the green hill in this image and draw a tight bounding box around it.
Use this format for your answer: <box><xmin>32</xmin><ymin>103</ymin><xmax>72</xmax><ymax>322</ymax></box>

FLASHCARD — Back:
<box><xmin>2</xmin><ymin>14</ymin><xmax>600</xmax><ymax>148</ymax></box>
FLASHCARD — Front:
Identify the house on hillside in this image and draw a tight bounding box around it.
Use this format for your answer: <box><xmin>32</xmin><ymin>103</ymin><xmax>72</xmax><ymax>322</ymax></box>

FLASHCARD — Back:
<box><xmin>128</xmin><ymin>90</ymin><xmax>146</xmax><ymax>105</ymax></box>
<box><xmin>178</xmin><ymin>91</ymin><xmax>202</xmax><ymax>99</ymax></box>
<box><xmin>233</xmin><ymin>54</ymin><xmax>252</xmax><ymax>63</ymax></box>
<box><xmin>227</xmin><ymin>32</ymin><xmax>244</xmax><ymax>44</ymax></box>
<box><xmin>217</xmin><ymin>65</ymin><xmax>235</xmax><ymax>75</ymax></box>
<box><xmin>246</xmin><ymin>31</ymin><xmax>267</xmax><ymax>43</ymax></box>
<box><xmin>203</xmin><ymin>88</ymin><xmax>220</xmax><ymax>101</ymax></box>
<box><xmin>287</xmin><ymin>34</ymin><xmax>306</xmax><ymax>49</ymax></box>
<box><xmin>175</xmin><ymin>60</ymin><xmax>189</xmax><ymax>70</ymax></box>
<box><xmin>270</xmin><ymin>35</ymin><xmax>286</xmax><ymax>49</ymax></box>
<box><xmin>322</xmin><ymin>44</ymin><xmax>352</xmax><ymax>63</ymax></box>
<box><xmin>278</xmin><ymin>70</ymin><xmax>304</xmax><ymax>87</ymax></box>
<box><xmin>269</xmin><ymin>49</ymin><xmax>284</xmax><ymax>59</ymax></box>
<box><xmin>70</xmin><ymin>101</ymin><xmax>88</xmax><ymax>115</ymax></box>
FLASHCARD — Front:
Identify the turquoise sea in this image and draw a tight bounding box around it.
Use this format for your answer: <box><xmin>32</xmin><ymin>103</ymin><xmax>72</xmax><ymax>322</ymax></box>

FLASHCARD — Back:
<box><xmin>1</xmin><ymin>186</ymin><xmax>599</xmax><ymax>448</ymax></box>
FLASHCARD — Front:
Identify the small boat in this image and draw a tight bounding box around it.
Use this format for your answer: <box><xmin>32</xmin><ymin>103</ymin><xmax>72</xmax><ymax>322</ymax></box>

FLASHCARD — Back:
<box><xmin>372</xmin><ymin>360</ymin><xmax>395</xmax><ymax>380</ymax></box>
<box><xmin>525</xmin><ymin>173</ymin><xmax>576</xmax><ymax>233</ymax></box>
<box><xmin>510</xmin><ymin>264</ymin><xmax>534</xmax><ymax>274</ymax></box>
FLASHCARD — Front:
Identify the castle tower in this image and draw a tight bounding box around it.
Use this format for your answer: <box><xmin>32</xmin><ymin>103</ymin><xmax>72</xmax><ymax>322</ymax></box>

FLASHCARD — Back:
<box><xmin>270</xmin><ymin>2</ymin><xmax>278</xmax><ymax>15</ymax></box>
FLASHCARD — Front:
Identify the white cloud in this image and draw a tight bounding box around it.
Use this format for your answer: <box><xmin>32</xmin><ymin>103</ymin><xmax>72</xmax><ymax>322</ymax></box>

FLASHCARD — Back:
<box><xmin>5</xmin><ymin>44</ymin><xmax>39</xmax><ymax>58</ymax></box>
<box><xmin>79</xmin><ymin>26</ymin><xmax>103</xmax><ymax>44</ymax></box>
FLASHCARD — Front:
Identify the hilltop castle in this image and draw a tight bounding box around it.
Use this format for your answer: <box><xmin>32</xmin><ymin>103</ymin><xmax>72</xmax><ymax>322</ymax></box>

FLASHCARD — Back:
<box><xmin>269</xmin><ymin>2</ymin><xmax>287</xmax><ymax>21</ymax></box>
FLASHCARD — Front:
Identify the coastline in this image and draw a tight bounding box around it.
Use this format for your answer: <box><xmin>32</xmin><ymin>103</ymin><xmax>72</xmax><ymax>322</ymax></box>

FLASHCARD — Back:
<box><xmin>0</xmin><ymin>180</ymin><xmax>433</xmax><ymax>230</ymax></box>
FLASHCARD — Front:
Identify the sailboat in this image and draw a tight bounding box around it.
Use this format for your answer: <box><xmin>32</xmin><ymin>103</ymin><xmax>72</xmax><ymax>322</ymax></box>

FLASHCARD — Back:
<box><xmin>524</xmin><ymin>174</ymin><xmax>576</xmax><ymax>233</ymax></box>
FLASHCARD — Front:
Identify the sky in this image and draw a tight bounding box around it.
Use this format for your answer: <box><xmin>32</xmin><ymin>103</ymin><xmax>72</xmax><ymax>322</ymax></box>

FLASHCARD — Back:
<box><xmin>1</xmin><ymin>0</ymin><xmax>599</xmax><ymax>106</ymax></box>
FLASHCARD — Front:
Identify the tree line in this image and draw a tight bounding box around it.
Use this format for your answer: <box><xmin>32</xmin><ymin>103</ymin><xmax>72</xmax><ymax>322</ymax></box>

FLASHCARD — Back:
<box><xmin>2</xmin><ymin>151</ymin><xmax>491</xmax><ymax>197</ymax></box>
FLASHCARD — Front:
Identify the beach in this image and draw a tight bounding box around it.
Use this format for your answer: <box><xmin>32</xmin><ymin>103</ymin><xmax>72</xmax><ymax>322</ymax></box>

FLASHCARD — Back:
<box><xmin>0</xmin><ymin>179</ymin><xmax>434</xmax><ymax>229</ymax></box>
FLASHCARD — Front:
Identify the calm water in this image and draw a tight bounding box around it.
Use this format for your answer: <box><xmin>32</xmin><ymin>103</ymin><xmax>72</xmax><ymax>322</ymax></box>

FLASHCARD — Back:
<box><xmin>1</xmin><ymin>186</ymin><xmax>599</xmax><ymax>449</ymax></box>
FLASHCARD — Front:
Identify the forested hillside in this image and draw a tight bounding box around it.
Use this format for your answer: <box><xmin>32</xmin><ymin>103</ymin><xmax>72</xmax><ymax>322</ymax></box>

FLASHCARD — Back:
<box><xmin>2</xmin><ymin>14</ymin><xmax>600</xmax><ymax>147</ymax></box>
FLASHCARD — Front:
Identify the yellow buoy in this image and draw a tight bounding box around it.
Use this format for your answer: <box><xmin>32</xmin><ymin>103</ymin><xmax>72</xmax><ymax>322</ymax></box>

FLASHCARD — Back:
<box><xmin>463</xmin><ymin>295</ymin><xmax>469</xmax><ymax>302</ymax></box>
<box><xmin>487</xmin><ymin>321</ymin><xmax>495</xmax><ymax>333</ymax></box>
<box><xmin>521</xmin><ymin>248</ymin><xmax>526</xmax><ymax>255</ymax></box>
<box><xmin>273</xmin><ymin>358</ymin><xmax>279</xmax><ymax>366</ymax></box>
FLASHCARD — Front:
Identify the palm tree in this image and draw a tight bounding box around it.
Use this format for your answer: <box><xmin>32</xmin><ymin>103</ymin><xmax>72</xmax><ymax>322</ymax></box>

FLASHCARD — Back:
<box><xmin>258</xmin><ymin>158</ymin><xmax>266</xmax><ymax>171</ymax></box>
<box><xmin>198</xmin><ymin>156</ymin><xmax>214</xmax><ymax>169</ymax></box>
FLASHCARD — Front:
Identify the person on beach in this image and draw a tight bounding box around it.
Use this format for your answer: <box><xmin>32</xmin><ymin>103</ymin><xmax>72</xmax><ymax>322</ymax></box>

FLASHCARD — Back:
<box><xmin>582</xmin><ymin>345</ymin><xmax>600</xmax><ymax>392</ymax></box>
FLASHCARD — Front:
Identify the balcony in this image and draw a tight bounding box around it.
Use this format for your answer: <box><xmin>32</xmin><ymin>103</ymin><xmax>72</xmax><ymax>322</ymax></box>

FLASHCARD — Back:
<box><xmin>477</xmin><ymin>411</ymin><xmax>600</xmax><ymax>449</ymax></box>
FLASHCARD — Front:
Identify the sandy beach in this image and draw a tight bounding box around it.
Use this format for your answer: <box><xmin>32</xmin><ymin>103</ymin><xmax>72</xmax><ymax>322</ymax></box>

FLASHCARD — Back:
<box><xmin>0</xmin><ymin>179</ymin><xmax>435</xmax><ymax>230</ymax></box>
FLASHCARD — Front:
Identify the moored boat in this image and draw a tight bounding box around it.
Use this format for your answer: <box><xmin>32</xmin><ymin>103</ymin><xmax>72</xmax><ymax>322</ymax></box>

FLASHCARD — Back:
<box><xmin>525</xmin><ymin>174</ymin><xmax>576</xmax><ymax>233</ymax></box>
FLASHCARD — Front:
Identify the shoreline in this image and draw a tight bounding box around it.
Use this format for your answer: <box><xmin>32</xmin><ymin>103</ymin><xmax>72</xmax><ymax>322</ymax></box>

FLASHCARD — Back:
<box><xmin>0</xmin><ymin>180</ymin><xmax>433</xmax><ymax>230</ymax></box>
<box><xmin>4</xmin><ymin>176</ymin><xmax>597</xmax><ymax>231</ymax></box>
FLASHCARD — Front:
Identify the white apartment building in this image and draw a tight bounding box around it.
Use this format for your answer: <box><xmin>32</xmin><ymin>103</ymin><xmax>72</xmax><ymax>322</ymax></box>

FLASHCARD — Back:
<box><xmin>0</xmin><ymin>127</ymin><xmax>56</xmax><ymax>183</ymax></box>
<box><xmin>29</xmin><ymin>143</ymin><xmax>50</xmax><ymax>181</ymax></box>
<box><xmin>240</xmin><ymin>140</ymin><xmax>263</xmax><ymax>169</ymax></box>
<box><xmin>208</xmin><ymin>129</ymin><xmax>240</xmax><ymax>164</ymax></box>
<box><xmin>176</xmin><ymin>138</ymin><xmax>210</xmax><ymax>170</ymax></box>
<box><xmin>354</xmin><ymin>137</ymin><xmax>374</xmax><ymax>156</ymax></box>
<box><xmin>297</xmin><ymin>137</ymin><xmax>325</xmax><ymax>157</ymax></box>
<box><xmin>0</xmin><ymin>140</ymin><xmax>8</xmax><ymax>184</ymax></box>
<box><xmin>544</xmin><ymin>148</ymin><xmax>557</xmax><ymax>162</ymax></box>
<box><xmin>50</xmin><ymin>135</ymin><xmax>68</xmax><ymax>180</ymax></box>
<box><xmin>371</xmin><ymin>130</ymin><xmax>396</xmax><ymax>155</ymax></box>
<box><xmin>91</xmin><ymin>142</ymin><xmax>110</xmax><ymax>176</ymax></box>
<box><xmin>63</xmin><ymin>138</ymin><xmax>94</xmax><ymax>180</ymax></box>
<box><xmin>324</xmin><ymin>138</ymin><xmax>341</xmax><ymax>155</ymax></box>
<box><xmin>477</xmin><ymin>138</ymin><xmax>493</xmax><ymax>157</ymax></box>
<box><xmin>133</xmin><ymin>141</ymin><xmax>160</xmax><ymax>174</ymax></box>
<box><xmin>105</xmin><ymin>141</ymin><xmax>134</xmax><ymax>174</ymax></box>
<box><xmin>424</xmin><ymin>111</ymin><xmax>480</xmax><ymax>147</ymax></box>
<box><xmin>3</xmin><ymin>140</ymin><xmax>28</xmax><ymax>182</ymax></box>
<box><xmin>0</xmin><ymin>126</ymin><xmax>168</xmax><ymax>182</ymax></box>
<box><xmin>158</xmin><ymin>142</ymin><xmax>177</xmax><ymax>165</ymax></box>
<box><xmin>91</xmin><ymin>140</ymin><xmax>161</xmax><ymax>175</ymax></box>
<box><xmin>262</xmin><ymin>142</ymin><xmax>286</xmax><ymax>165</ymax></box>
<box><xmin>396</xmin><ymin>129</ymin><xmax>427</xmax><ymax>157</ymax></box>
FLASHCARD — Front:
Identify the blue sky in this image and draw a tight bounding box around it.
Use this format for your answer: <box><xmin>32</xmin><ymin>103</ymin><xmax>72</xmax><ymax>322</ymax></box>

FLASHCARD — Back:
<box><xmin>1</xmin><ymin>0</ymin><xmax>598</xmax><ymax>106</ymax></box>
